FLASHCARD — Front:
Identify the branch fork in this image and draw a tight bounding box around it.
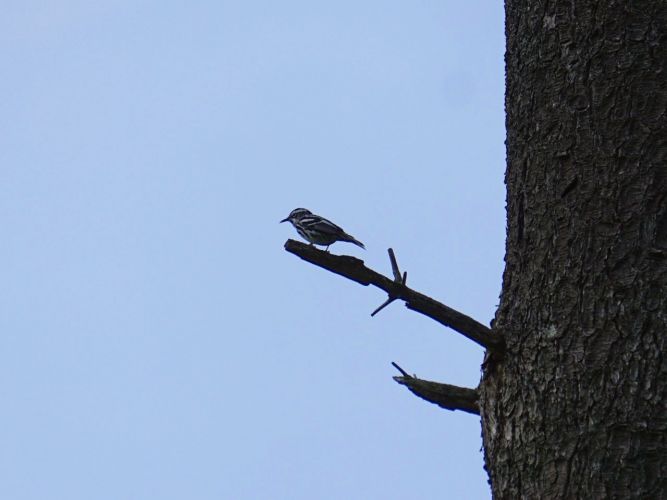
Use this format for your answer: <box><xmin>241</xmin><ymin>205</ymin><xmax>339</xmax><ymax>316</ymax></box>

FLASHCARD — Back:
<box><xmin>371</xmin><ymin>248</ymin><xmax>407</xmax><ymax>316</ymax></box>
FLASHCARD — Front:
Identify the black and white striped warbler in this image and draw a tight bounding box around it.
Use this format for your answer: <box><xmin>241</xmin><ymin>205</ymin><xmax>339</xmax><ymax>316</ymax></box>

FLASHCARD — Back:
<box><xmin>280</xmin><ymin>208</ymin><xmax>365</xmax><ymax>250</ymax></box>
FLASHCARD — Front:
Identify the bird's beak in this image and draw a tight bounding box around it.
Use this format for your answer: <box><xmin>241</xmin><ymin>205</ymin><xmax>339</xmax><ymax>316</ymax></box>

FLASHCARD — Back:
<box><xmin>280</xmin><ymin>217</ymin><xmax>289</xmax><ymax>223</ymax></box>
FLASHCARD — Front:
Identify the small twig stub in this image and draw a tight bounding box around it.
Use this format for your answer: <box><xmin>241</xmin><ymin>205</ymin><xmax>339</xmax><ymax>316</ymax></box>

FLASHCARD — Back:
<box><xmin>391</xmin><ymin>362</ymin><xmax>480</xmax><ymax>415</ymax></box>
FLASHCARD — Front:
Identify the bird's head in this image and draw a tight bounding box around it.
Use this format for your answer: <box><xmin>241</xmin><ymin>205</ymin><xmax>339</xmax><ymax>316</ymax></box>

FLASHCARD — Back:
<box><xmin>280</xmin><ymin>207</ymin><xmax>312</xmax><ymax>223</ymax></box>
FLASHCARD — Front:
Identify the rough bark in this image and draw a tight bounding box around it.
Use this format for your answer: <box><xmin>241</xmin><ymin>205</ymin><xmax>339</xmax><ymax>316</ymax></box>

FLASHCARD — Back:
<box><xmin>480</xmin><ymin>1</ymin><xmax>667</xmax><ymax>498</ymax></box>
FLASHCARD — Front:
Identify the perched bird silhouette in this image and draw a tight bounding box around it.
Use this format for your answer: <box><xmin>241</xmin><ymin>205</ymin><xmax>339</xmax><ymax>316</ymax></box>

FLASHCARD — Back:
<box><xmin>281</xmin><ymin>208</ymin><xmax>365</xmax><ymax>251</ymax></box>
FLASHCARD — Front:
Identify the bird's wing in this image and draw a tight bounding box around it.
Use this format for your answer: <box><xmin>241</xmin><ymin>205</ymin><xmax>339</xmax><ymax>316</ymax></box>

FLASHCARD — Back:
<box><xmin>300</xmin><ymin>216</ymin><xmax>345</xmax><ymax>235</ymax></box>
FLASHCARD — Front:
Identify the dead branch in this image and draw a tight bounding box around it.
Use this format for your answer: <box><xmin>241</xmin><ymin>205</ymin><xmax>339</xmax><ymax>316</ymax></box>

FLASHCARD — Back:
<box><xmin>283</xmin><ymin>239</ymin><xmax>502</xmax><ymax>350</ymax></box>
<box><xmin>391</xmin><ymin>362</ymin><xmax>479</xmax><ymax>415</ymax></box>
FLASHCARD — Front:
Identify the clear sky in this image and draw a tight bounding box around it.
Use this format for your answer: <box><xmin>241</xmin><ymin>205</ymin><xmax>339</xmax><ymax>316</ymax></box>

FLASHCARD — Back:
<box><xmin>1</xmin><ymin>2</ymin><xmax>505</xmax><ymax>499</ymax></box>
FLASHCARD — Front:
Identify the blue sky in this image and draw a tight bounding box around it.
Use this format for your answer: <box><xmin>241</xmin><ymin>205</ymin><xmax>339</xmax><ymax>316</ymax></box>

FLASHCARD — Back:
<box><xmin>1</xmin><ymin>2</ymin><xmax>505</xmax><ymax>499</ymax></box>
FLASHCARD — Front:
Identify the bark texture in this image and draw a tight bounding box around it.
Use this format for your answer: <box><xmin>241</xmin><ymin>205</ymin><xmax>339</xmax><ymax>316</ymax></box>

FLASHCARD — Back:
<box><xmin>480</xmin><ymin>1</ymin><xmax>667</xmax><ymax>498</ymax></box>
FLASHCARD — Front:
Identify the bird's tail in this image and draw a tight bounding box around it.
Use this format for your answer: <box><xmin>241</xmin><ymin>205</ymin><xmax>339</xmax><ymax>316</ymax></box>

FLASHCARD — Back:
<box><xmin>344</xmin><ymin>234</ymin><xmax>365</xmax><ymax>249</ymax></box>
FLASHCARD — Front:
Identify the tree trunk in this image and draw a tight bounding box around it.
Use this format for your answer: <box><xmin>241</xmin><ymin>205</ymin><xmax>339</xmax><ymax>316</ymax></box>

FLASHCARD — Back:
<box><xmin>480</xmin><ymin>1</ymin><xmax>667</xmax><ymax>498</ymax></box>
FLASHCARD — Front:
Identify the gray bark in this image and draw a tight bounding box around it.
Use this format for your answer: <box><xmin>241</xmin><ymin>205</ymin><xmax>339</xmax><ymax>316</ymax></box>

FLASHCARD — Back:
<box><xmin>480</xmin><ymin>1</ymin><xmax>667</xmax><ymax>498</ymax></box>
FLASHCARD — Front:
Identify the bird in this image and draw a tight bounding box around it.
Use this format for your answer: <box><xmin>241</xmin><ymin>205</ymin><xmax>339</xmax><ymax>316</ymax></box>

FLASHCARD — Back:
<box><xmin>280</xmin><ymin>208</ymin><xmax>365</xmax><ymax>251</ymax></box>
